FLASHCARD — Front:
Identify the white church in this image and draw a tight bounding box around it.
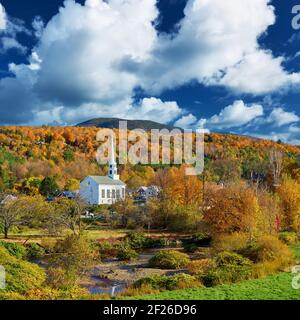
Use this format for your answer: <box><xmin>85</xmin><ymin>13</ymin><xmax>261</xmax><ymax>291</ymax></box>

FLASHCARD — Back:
<box><xmin>79</xmin><ymin>137</ymin><xmax>126</xmax><ymax>205</ymax></box>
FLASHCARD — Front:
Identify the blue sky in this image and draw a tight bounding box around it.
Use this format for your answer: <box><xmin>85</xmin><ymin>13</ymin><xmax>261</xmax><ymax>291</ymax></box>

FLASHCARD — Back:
<box><xmin>0</xmin><ymin>0</ymin><xmax>300</xmax><ymax>144</ymax></box>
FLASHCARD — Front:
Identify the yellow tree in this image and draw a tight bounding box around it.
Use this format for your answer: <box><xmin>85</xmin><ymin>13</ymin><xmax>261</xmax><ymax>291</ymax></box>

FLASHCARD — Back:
<box><xmin>277</xmin><ymin>176</ymin><xmax>300</xmax><ymax>231</ymax></box>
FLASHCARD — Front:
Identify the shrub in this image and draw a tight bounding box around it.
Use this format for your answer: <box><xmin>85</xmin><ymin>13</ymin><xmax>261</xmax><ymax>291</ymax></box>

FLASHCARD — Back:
<box><xmin>125</xmin><ymin>232</ymin><xmax>169</xmax><ymax>250</ymax></box>
<box><xmin>252</xmin><ymin>260</ymin><xmax>285</xmax><ymax>279</ymax></box>
<box><xmin>119</xmin><ymin>284</ymin><xmax>160</xmax><ymax>297</ymax></box>
<box><xmin>149</xmin><ymin>250</ymin><xmax>190</xmax><ymax>269</ymax></box>
<box><xmin>187</xmin><ymin>259</ymin><xmax>214</xmax><ymax>276</ymax></box>
<box><xmin>46</xmin><ymin>267</ymin><xmax>76</xmax><ymax>290</ymax></box>
<box><xmin>0</xmin><ymin>247</ymin><xmax>46</xmax><ymax>293</ymax></box>
<box><xmin>183</xmin><ymin>243</ymin><xmax>199</xmax><ymax>253</ymax></box>
<box><xmin>117</xmin><ymin>244</ymin><xmax>139</xmax><ymax>261</ymax></box>
<box><xmin>146</xmin><ymin>238</ymin><xmax>169</xmax><ymax>249</ymax></box>
<box><xmin>26</xmin><ymin>243</ymin><xmax>45</xmax><ymax>260</ymax></box>
<box><xmin>125</xmin><ymin>231</ymin><xmax>148</xmax><ymax>249</ymax></box>
<box><xmin>0</xmin><ymin>292</ymin><xmax>26</xmax><ymax>300</ymax></box>
<box><xmin>182</xmin><ymin>233</ymin><xmax>212</xmax><ymax>252</ymax></box>
<box><xmin>98</xmin><ymin>241</ymin><xmax>118</xmax><ymax>259</ymax></box>
<box><xmin>212</xmin><ymin>232</ymin><xmax>250</xmax><ymax>253</ymax></box>
<box><xmin>201</xmin><ymin>251</ymin><xmax>253</xmax><ymax>287</ymax></box>
<box><xmin>191</xmin><ymin>233</ymin><xmax>212</xmax><ymax>246</ymax></box>
<box><xmin>173</xmin><ymin>274</ymin><xmax>202</xmax><ymax>290</ymax></box>
<box><xmin>0</xmin><ymin>241</ymin><xmax>27</xmax><ymax>259</ymax></box>
<box><xmin>239</xmin><ymin>235</ymin><xmax>293</xmax><ymax>266</ymax></box>
<box><xmin>40</xmin><ymin>239</ymin><xmax>57</xmax><ymax>254</ymax></box>
<box><xmin>133</xmin><ymin>274</ymin><xmax>201</xmax><ymax>292</ymax></box>
<box><xmin>279</xmin><ymin>232</ymin><xmax>298</xmax><ymax>245</ymax></box>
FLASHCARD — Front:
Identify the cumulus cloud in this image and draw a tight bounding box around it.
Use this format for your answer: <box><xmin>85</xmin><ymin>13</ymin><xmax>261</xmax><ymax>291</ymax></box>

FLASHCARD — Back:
<box><xmin>0</xmin><ymin>3</ymin><xmax>6</xmax><ymax>30</ymax></box>
<box><xmin>0</xmin><ymin>0</ymin><xmax>300</xmax><ymax>126</ymax></box>
<box><xmin>0</xmin><ymin>0</ymin><xmax>160</xmax><ymax>124</ymax></box>
<box><xmin>1</xmin><ymin>36</ymin><xmax>27</xmax><ymax>53</ymax></box>
<box><xmin>213</xmin><ymin>51</ymin><xmax>300</xmax><ymax>94</ymax></box>
<box><xmin>174</xmin><ymin>114</ymin><xmax>197</xmax><ymax>129</ymax></box>
<box><xmin>30</xmin><ymin>97</ymin><xmax>183</xmax><ymax>126</ymax></box>
<box><xmin>136</xmin><ymin>0</ymin><xmax>300</xmax><ymax>95</ymax></box>
<box><xmin>34</xmin><ymin>0</ymin><xmax>158</xmax><ymax>107</ymax></box>
<box><xmin>0</xmin><ymin>6</ymin><xmax>30</xmax><ymax>54</ymax></box>
<box><xmin>128</xmin><ymin>98</ymin><xmax>183</xmax><ymax>123</ymax></box>
<box><xmin>266</xmin><ymin>108</ymin><xmax>300</xmax><ymax>127</ymax></box>
<box><xmin>199</xmin><ymin>100</ymin><xmax>264</xmax><ymax>130</ymax></box>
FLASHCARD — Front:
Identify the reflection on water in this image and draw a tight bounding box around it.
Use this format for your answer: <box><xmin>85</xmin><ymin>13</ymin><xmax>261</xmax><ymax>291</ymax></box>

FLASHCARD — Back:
<box><xmin>85</xmin><ymin>276</ymin><xmax>128</xmax><ymax>296</ymax></box>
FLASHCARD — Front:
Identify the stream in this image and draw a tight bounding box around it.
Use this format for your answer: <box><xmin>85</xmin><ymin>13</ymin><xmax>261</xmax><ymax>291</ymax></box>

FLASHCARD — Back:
<box><xmin>84</xmin><ymin>276</ymin><xmax>128</xmax><ymax>295</ymax></box>
<box><xmin>35</xmin><ymin>247</ymin><xmax>187</xmax><ymax>296</ymax></box>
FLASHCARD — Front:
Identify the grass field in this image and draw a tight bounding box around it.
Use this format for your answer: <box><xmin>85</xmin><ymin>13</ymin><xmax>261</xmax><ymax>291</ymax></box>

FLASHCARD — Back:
<box><xmin>131</xmin><ymin>272</ymin><xmax>300</xmax><ymax>300</ymax></box>
<box><xmin>131</xmin><ymin>245</ymin><xmax>300</xmax><ymax>300</ymax></box>
<box><xmin>0</xmin><ymin>225</ymin><xmax>187</xmax><ymax>243</ymax></box>
<box><xmin>0</xmin><ymin>227</ymin><xmax>128</xmax><ymax>243</ymax></box>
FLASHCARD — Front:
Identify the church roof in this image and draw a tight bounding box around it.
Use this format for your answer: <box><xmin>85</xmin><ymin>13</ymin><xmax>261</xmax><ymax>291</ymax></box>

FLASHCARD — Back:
<box><xmin>89</xmin><ymin>176</ymin><xmax>126</xmax><ymax>186</ymax></box>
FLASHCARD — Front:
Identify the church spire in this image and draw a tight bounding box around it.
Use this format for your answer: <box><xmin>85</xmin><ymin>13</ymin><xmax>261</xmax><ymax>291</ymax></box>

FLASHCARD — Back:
<box><xmin>108</xmin><ymin>135</ymin><xmax>119</xmax><ymax>180</ymax></box>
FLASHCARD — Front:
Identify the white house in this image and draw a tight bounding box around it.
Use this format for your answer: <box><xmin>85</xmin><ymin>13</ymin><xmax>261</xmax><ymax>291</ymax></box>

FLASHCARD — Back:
<box><xmin>80</xmin><ymin>137</ymin><xmax>126</xmax><ymax>205</ymax></box>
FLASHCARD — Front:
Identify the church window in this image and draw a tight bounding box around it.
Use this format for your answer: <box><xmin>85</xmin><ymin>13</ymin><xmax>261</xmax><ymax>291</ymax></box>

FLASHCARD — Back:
<box><xmin>112</xmin><ymin>190</ymin><xmax>116</xmax><ymax>198</ymax></box>
<box><xmin>116</xmin><ymin>189</ymin><xmax>120</xmax><ymax>199</ymax></box>
<box><xmin>107</xmin><ymin>190</ymin><xmax>111</xmax><ymax>198</ymax></box>
<box><xmin>102</xmin><ymin>189</ymin><xmax>105</xmax><ymax>198</ymax></box>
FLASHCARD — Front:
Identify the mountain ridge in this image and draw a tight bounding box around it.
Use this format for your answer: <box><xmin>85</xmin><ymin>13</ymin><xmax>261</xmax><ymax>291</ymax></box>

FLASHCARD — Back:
<box><xmin>76</xmin><ymin>117</ymin><xmax>180</xmax><ymax>131</ymax></box>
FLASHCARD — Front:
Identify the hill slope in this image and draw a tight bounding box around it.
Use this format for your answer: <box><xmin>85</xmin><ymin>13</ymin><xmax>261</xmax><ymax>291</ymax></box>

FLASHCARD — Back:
<box><xmin>76</xmin><ymin>117</ymin><xmax>179</xmax><ymax>131</ymax></box>
<box><xmin>0</xmin><ymin>126</ymin><xmax>300</xmax><ymax>191</ymax></box>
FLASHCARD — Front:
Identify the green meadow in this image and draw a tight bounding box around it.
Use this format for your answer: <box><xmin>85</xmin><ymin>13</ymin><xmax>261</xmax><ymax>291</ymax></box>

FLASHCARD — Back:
<box><xmin>132</xmin><ymin>272</ymin><xmax>300</xmax><ymax>300</ymax></box>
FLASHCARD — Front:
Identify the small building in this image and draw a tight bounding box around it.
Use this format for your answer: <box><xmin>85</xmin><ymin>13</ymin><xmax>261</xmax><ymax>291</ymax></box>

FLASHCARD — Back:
<box><xmin>79</xmin><ymin>137</ymin><xmax>126</xmax><ymax>205</ymax></box>
<box><xmin>136</xmin><ymin>185</ymin><xmax>161</xmax><ymax>201</ymax></box>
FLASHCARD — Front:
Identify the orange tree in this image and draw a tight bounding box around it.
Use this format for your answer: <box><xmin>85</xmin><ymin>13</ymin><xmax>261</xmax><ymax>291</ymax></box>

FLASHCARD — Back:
<box><xmin>204</xmin><ymin>183</ymin><xmax>260</xmax><ymax>237</ymax></box>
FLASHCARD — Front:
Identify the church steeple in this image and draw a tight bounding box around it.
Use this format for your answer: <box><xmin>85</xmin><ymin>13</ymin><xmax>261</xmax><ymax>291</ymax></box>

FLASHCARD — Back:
<box><xmin>108</xmin><ymin>135</ymin><xmax>119</xmax><ymax>180</ymax></box>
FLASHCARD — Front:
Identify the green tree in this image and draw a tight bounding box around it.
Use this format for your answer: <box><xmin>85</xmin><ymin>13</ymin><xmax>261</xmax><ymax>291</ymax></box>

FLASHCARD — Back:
<box><xmin>0</xmin><ymin>195</ymin><xmax>45</xmax><ymax>239</ymax></box>
<box><xmin>63</xmin><ymin>148</ymin><xmax>74</xmax><ymax>162</ymax></box>
<box><xmin>39</xmin><ymin>177</ymin><xmax>59</xmax><ymax>197</ymax></box>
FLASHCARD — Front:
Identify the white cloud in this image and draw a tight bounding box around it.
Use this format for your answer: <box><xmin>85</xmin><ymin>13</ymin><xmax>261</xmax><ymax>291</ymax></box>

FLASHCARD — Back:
<box><xmin>0</xmin><ymin>0</ymin><xmax>159</xmax><ymax>124</ymax></box>
<box><xmin>0</xmin><ymin>4</ymin><xmax>6</xmax><ymax>30</ymax></box>
<box><xmin>130</xmin><ymin>98</ymin><xmax>183</xmax><ymax>123</ymax></box>
<box><xmin>0</xmin><ymin>0</ymin><xmax>300</xmax><ymax>125</ymax></box>
<box><xmin>213</xmin><ymin>50</ymin><xmax>300</xmax><ymax>94</ymax></box>
<box><xmin>1</xmin><ymin>36</ymin><xmax>27</xmax><ymax>53</ymax></box>
<box><xmin>34</xmin><ymin>0</ymin><xmax>158</xmax><ymax>107</ymax></box>
<box><xmin>30</xmin><ymin>97</ymin><xmax>183</xmax><ymax>125</ymax></box>
<box><xmin>267</xmin><ymin>108</ymin><xmax>300</xmax><ymax>127</ymax></box>
<box><xmin>0</xmin><ymin>5</ymin><xmax>30</xmax><ymax>54</ymax></box>
<box><xmin>137</xmin><ymin>0</ymin><xmax>300</xmax><ymax>95</ymax></box>
<box><xmin>32</xmin><ymin>16</ymin><xmax>44</xmax><ymax>38</ymax></box>
<box><xmin>245</xmin><ymin>128</ymin><xmax>300</xmax><ymax>146</ymax></box>
<box><xmin>199</xmin><ymin>100</ymin><xmax>264</xmax><ymax>130</ymax></box>
<box><xmin>174</xmin><ymin>114</ymin><xmax>197</xmax><ymax>128</ymax></box>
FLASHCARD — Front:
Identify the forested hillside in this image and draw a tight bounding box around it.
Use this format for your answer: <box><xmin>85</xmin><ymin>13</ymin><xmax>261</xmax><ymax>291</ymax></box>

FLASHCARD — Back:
<box><xmin>0</xmin><ymin>126</ymin><xmax>300</xmax><ymax>194</ymax></box>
